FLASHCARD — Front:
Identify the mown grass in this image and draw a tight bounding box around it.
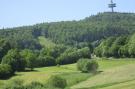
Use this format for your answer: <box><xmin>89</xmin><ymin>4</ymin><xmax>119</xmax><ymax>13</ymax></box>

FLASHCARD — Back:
<box><xmin>71</xmin><ymin>58</ymin><xmax>135</xmax><ymax>89</ymax></box>
<box><xmin>60</xmin><ymin>72</ymin><xmax>92</xmax><ymax>87</ymax></box>
<box><xmin>100</xmin><ymin>79</ymin><xmax>135</xmax><ymax>89</ymax></box>
<box><xmin>98</xmin><ymin>58</ymin><xmax>135</xmax><ymax>69</ymax></box>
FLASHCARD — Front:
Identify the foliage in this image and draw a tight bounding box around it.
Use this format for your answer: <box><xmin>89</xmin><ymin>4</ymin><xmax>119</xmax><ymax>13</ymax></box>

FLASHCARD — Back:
<box><xmin>95</xmin><ymin>33</ymin><xmax>135</xmax><ymax>58</ymax></box>
<box><xmin>0</xmin><ymin>64</ymin><xmax>13</xmax><ymax>79</ymax></box>
<box><xmin>3</xmin><ymin>79</ymin><xmax>24</xmax><ymax>89</ymax></box>
<box><xmin>0</xmin><ymin>12</ymin><xmax>135</xmax><ymax>64</ymax></box>
<box><xmin>0</xmin><ymin>12</ymin><xmax>135</xmax><ymax>88</ymax></box>
<box><xmin>94</xmin><ymin>36</ymin><xmax>129</xmax><ymax>58</ymax></box>
<box><xmin>1</xmin><ymin>49</ymin><xmax>26</xmax><ymax>72</ymax></box>
<box><xmin>56</xmin><ymin>47</ymin><xmax>91</xmax><ymax>65</ymax></box>
<box><xmin>47</xmin><ymin>75</ymin><xmax>67</xmax><ymax>88</ymax></box>
<box><xmin>0</xmin><ymin>12</ymin><xmax>134</xmax><ymax>47</ymax></box>
<box><xmin>37</xmin><ymin>56</ymin><xmax>55</xmax><ymax>67</ymax></box>
<box><xmin>0</xmin><ymin>39</ymin><xmax>11</xmax><ymax>62</ymax></box>
<box><xmin>77</xmin><ymin>59</ymin><xmax>98</xmax><ymax>73</ymax></box>
<box><xmin>20</xmin><ymin>49</ymin><xmax>37</xmax><ymax>70</ymax></box>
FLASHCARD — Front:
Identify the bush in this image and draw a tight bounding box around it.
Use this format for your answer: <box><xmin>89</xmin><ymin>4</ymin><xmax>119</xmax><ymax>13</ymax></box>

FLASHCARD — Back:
<box><xmin>48</xmin><ymin>75</ymin><xmax>67</xmax><ymax>88</ymax></box>
<box><xmin>77</xmin><ymin>59</ymin><xmax>98</xmax><ymax>73</ymax></box>
<box><xmin>0</xmin><ymin>64</ymin><xmax>13</xmax><ymax>79</ymax></box>
<box><xmin>24</xmin><ymin>81</ymin><xmax>61</xmax><ymax>89</ymax></box>
<box><xmin>3</xmin><ymin>80</ymin><xmax>61</xmax><ymax>89</ymax></box>
<box><xmin>3</xmin><ymin>79</ymin><xmax>24</xmax><ymax>89</ymax></box>
<box><xmin>24</xmin><ymin>81</ymin><xmax>44</xmax><ymax>89</ymax></box>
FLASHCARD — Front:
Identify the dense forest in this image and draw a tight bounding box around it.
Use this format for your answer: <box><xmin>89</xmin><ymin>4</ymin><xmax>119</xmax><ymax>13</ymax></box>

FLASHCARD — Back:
<box><xmin>0</xmin><ymin>12</ymin><xmax>135</xmax><ymax>79</ymax></box>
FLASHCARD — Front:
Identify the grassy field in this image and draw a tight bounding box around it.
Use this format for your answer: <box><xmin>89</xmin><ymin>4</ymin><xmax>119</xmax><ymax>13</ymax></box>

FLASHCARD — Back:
<box><xmin>0</xmin><ymin>59</ymin><xmax>135</xmax><ymax>89</ymax></box>
<box><xmin>71</xmin><ymin>59</ymin><xmax>135</xmax><ymax>89</ymax></box>
<box><xmin>0</xmin><ymin>64</ymin><xmax>91</xmax><ymax>89</ymax></box>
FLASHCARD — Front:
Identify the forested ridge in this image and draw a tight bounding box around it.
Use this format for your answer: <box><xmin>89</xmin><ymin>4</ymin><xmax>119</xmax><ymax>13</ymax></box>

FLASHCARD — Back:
<box><xmin>1</xmin><ymin>12</ymin><xmax>135</xmax><ymax>46</ymax></box>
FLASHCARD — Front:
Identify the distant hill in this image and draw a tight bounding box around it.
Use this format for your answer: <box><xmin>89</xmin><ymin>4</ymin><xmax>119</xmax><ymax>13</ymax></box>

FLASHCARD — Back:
<box><xmin>0</xmin><ymin>12</ymin><xmax>135</xmax><ymax>47</ymax></box>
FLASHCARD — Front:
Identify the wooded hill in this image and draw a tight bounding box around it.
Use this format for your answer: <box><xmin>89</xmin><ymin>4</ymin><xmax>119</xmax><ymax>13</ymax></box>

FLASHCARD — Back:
<box><xmin>1</xmin><ymin>12</ymin><xmax>135</xmax><ymax>48</ymax></box>
<box><xmin>0</xmin><ymin>12</ymin><xmax>135</xmax><ymax>79</ymax></box>
<box><xmin>1</xmin><ymin>12</ymin><xmax>135</xmax><ymax>89</ymax></box>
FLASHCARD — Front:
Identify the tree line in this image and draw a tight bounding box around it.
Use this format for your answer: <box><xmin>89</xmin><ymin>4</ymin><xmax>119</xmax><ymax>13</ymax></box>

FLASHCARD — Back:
<box><xmin>0</xmin><ymin>45</ymin><xmax>92</xmax><ymax>78</ymax></box>
<box><xmin>94</xmin><ymin>33</ymin><xmax>135</xmax><ymax>58</ymax></box>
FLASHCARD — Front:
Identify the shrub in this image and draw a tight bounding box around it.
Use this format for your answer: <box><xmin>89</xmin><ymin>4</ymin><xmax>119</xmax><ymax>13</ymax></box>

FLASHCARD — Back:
<box><xmin>24</xmin><ymin>81</ymin><xmax>44</xmax><ymax>89</ymax></box>
<box><xmin>3</xmin><ymin>80</ymin><xmax>61</xmax><ymax>89</ymax></box>
<box><xmin>77</xmin><ymin>58</ymin><xmax>98</xmax><ymax>73</ymax></box>
<box><xmin>0</xmin><ymin>64</ymin><xmax>13</xmax><ymax>79</ymax></box>
<box><xmin>24</xmin><ymin>82</ymin><xmax>62</xmax><ymax>89</ymax></box>
<box><xmin>3</xmin><ymin>79</ymin><xmax>24</xmax><ymax>89</ymax></box>
<box><xmin>48</xmin><ymin>75</ymin><xmax>67</xmax><ymax>88</ymax></box>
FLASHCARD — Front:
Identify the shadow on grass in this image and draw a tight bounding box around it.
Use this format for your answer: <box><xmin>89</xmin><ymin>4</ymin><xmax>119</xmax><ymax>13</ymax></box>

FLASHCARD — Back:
<box><xmin>94</xmin><ymin>71</ymin><xmax>103</xmax><ymax>74</ymax></box>
<box><xmin>0</xmin><ymin>76</ymin><xmax>12</xmax><ymax>80</ymax></box>
<box><xmin>21</xmin><ymin>69</ymin><xmax>38</xmax><ymax>72</ymax></box>
<box><xmin>82</xmin><ymin>70</ymin><xmax>103</xmax><ymax>75</ymax></box>
<box><xmin>0</xmin><ymin>69</ymin><xmax>38</xmax><ymax>80</ymax></box>
<box><xmin>0</xmin><ymin>73</ymin><xmax>19</xmax><ymax>80</ymax></box>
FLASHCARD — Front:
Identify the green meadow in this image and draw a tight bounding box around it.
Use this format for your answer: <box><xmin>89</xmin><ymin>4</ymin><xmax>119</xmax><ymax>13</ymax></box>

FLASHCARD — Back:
<box><xmin>0</xmin><ymin>59</ymin><xmax>135</xmax><ymax>89</ymax></box>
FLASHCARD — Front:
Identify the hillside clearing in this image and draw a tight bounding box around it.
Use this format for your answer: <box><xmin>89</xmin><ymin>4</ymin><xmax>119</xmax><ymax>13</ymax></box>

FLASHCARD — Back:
<box><xmin>38</xmin><ymin>36</ymin><xmax>56</xmax><ymax>48</ymax></box>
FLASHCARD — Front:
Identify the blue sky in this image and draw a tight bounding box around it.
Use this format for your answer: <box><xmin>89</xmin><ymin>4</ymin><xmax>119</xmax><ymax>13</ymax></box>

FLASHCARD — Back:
<box><xmin>0</xmin><ymin>0</ymin><xmax>135</xmax><ymax>28</ymax></box>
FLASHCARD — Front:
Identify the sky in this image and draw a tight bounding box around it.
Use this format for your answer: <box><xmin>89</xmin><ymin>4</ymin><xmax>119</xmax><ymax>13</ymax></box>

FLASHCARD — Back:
<box><xmin>0</xmin><ymin>0</ymin><xmax>135</xmax><ymax>28</ymax></box>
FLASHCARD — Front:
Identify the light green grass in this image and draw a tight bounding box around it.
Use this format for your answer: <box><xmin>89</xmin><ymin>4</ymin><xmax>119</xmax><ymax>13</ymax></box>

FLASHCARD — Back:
<box><xmin>71</xmin><ymin>59</ymin><xmax>135</xmax><ymax>89</ymax></box>
<box><xmin>99</xmin><ymin>80</ymin><xmax>135</xmax><ymax>89</ymax></box>
<box><xmin>0</xmin><ymin>64</ymin><xmax>90</xmax><ymax>88</ymax></box>
<box><xmin>38</xmin><ymin>36</ymin><xmax>56</xmax><ymax>48</ymax></box>
<box><xmin>60</xmin><ymin>72</ymin><xmax>92</xmax><ymax>87</ymax></box>
<box><xmin>12</xmin><ymin>64</ymin><xmax>77</xmax><ymax>84</ymax></box>
<box><xmin>98</xmin><ymin>58</ymin><xmax>135</xmax><ymax>69</ymax></box>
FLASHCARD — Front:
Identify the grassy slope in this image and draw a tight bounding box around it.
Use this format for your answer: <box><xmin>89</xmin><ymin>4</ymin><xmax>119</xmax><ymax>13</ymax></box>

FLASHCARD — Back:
<box><xmin>0</xmin><ymin>64</ymin><xmax>91</xmax><ymax>89</ymax></box>
<box><xmin>38</xmin><ymin>36</ymin><xmax>56</xmax><ymax>48</ymax></box>
<box><xmin>99</xmin><ymin>80</ymin><xmax>135</xmax><ymax>89</ymax></box>
<box><xmin>71</xmin><ymin>59</ymin><xmax>135</xmax><ymax>89</ymax></box>
<box><xmin>0</xmin><ymin>59</ymin><xmax>135</xmax><ymax>89</ymax></box>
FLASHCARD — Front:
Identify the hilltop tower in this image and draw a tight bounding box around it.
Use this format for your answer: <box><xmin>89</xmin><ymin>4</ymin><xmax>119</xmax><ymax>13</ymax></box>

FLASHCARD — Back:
<box><xmin>108</xmin><ymin>0</ymin><xmax>116</xmax><ymax>12</ymax></box>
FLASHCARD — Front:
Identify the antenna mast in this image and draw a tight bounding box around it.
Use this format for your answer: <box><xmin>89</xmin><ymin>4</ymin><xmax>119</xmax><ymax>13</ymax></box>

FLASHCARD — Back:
<box><xmin>108</xmin><ymin>0</ymin><xmax>116</xmax><ymax>12</ymax></box>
